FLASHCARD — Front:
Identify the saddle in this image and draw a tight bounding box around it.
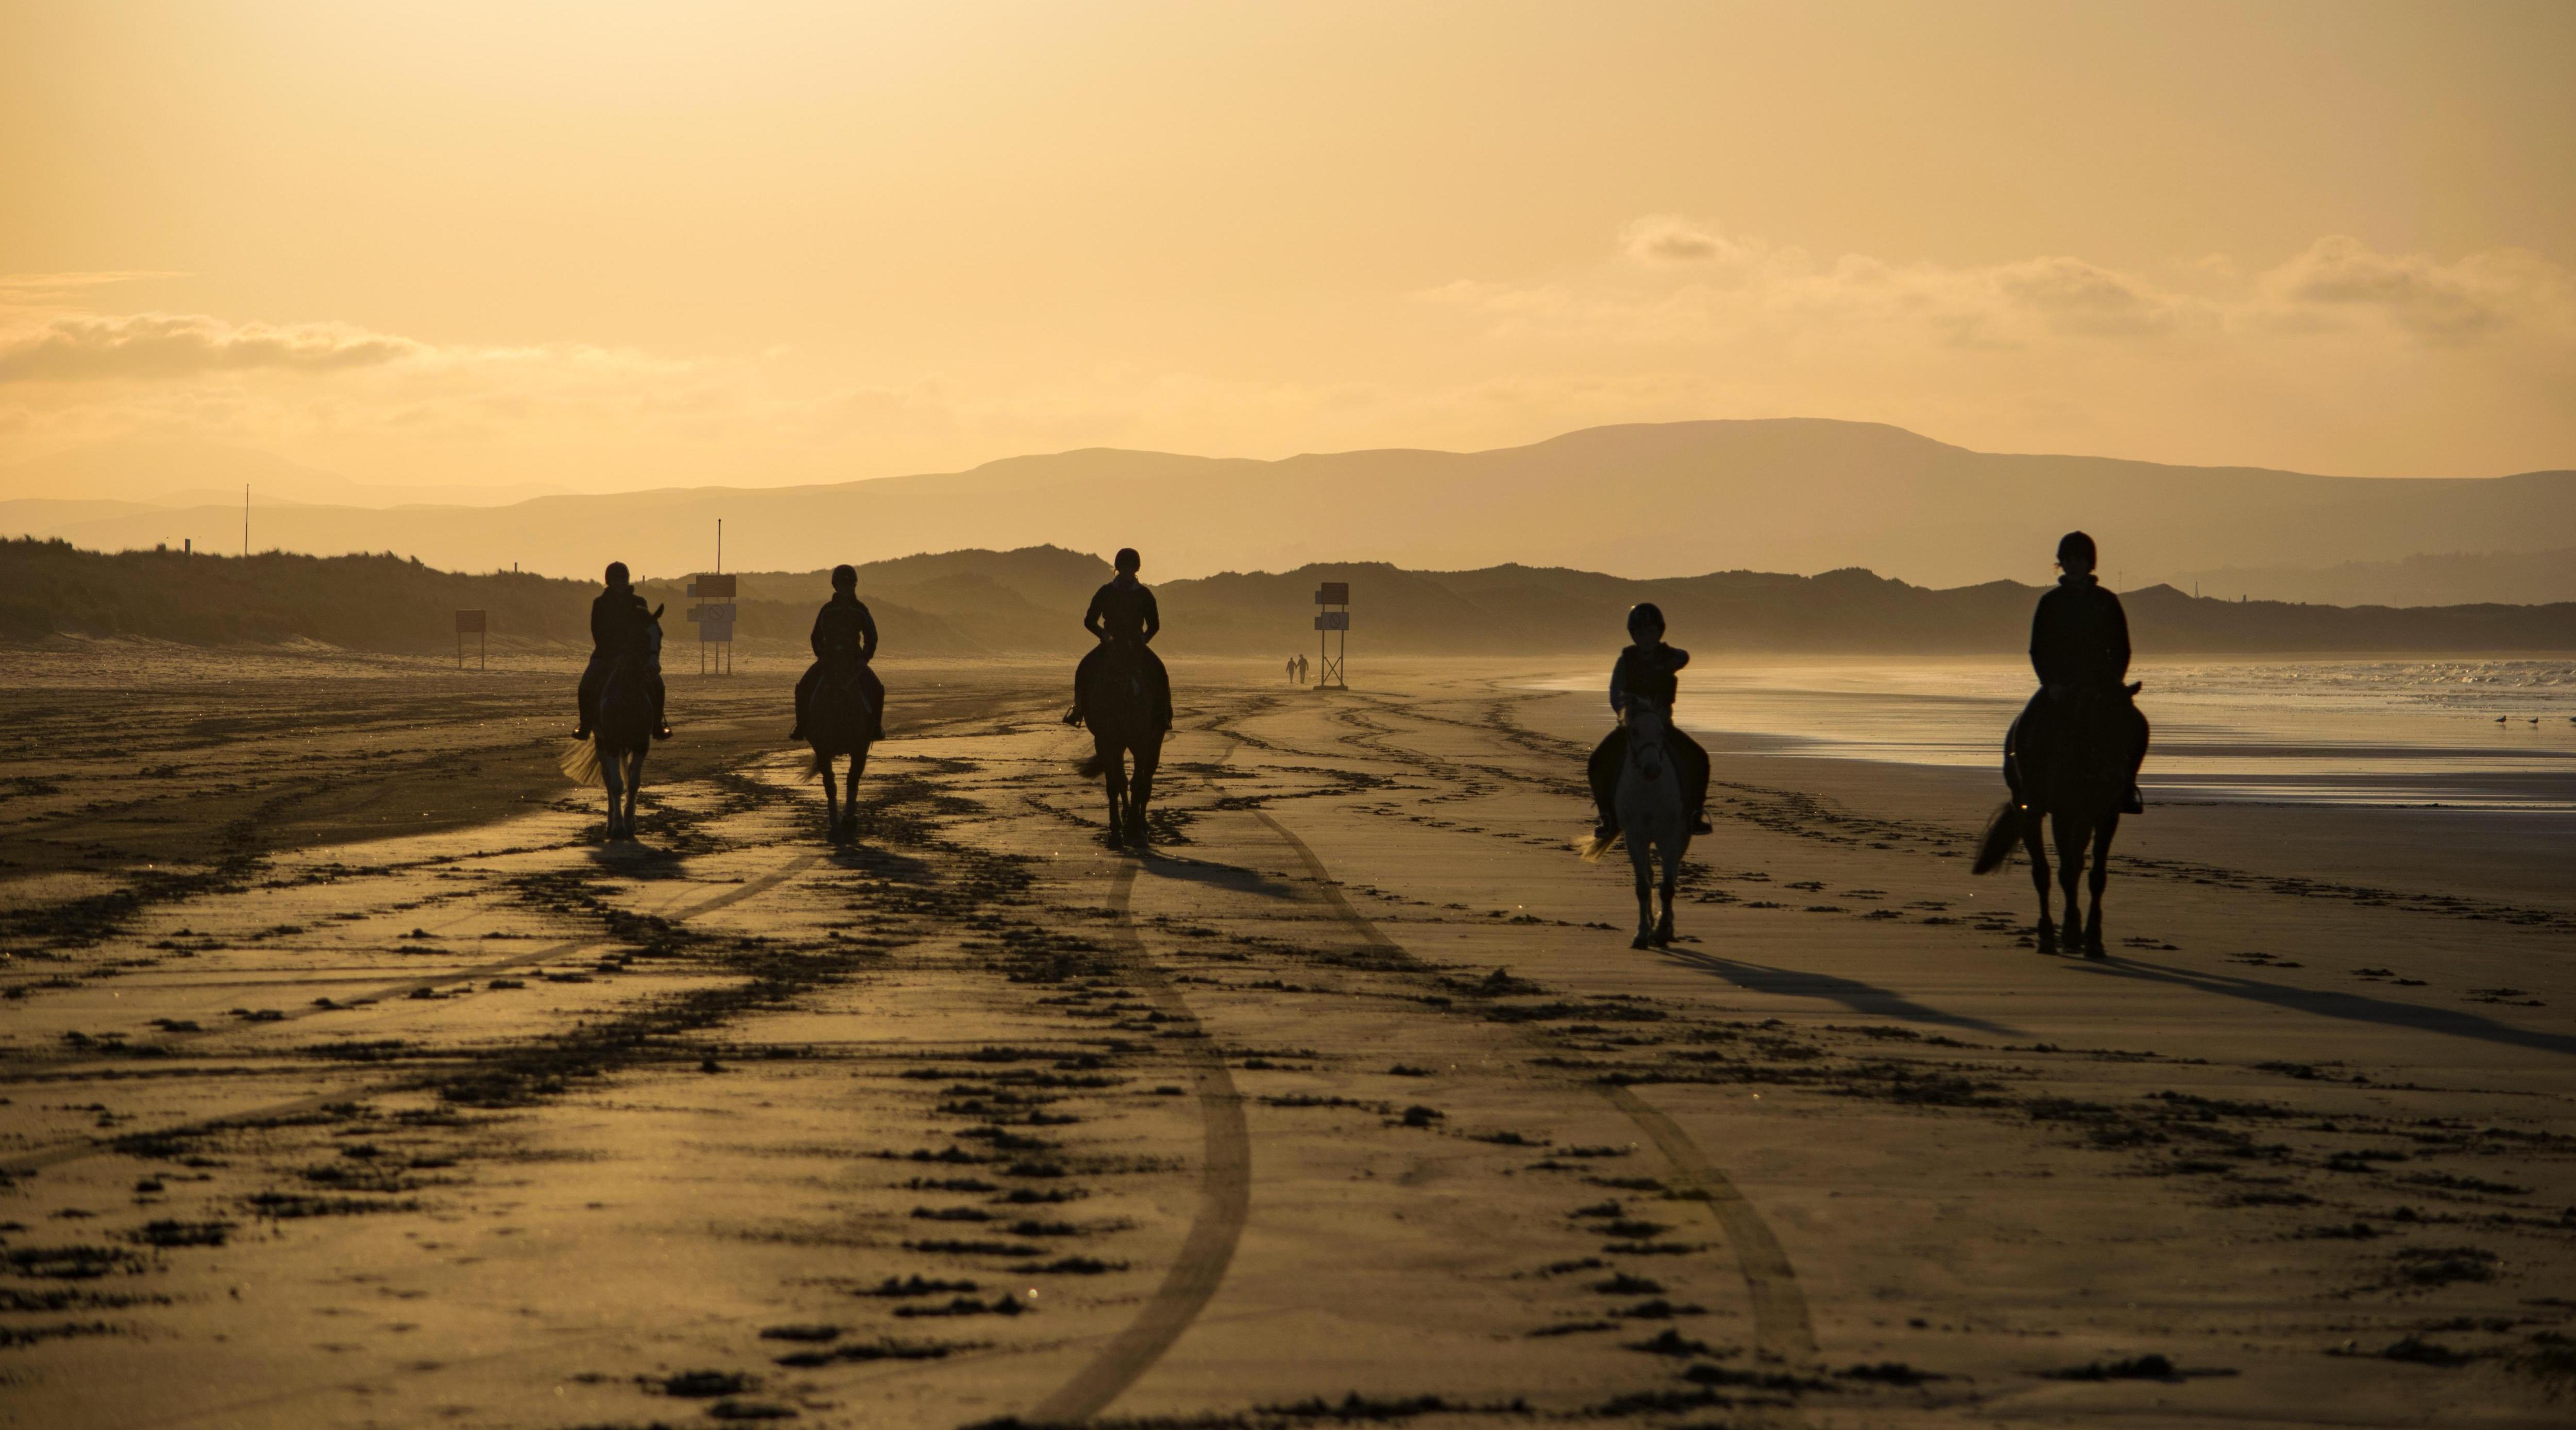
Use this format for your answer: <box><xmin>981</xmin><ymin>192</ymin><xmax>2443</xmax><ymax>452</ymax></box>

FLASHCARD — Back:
<box><xmin>2011</xmin><ymin>683</ymin><xmax>2139</xmax><ymax>804</ymax></box>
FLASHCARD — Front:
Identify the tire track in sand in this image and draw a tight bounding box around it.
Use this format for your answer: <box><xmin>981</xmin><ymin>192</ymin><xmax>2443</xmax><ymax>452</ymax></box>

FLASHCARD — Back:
<box><xmin>1248</xmin><ymin>808</ymin><xmax>1821</xmax><ymax>1368</ymax></box>
<box><xmin>1022</xmin><ymin>856</ymin><xmax>1253</xmax><ymax>1421</ymax></box>
<box><xmin>0</xmin><ymin>849</ymin><xmax>824</xmax><ymax>1176</ymax></box>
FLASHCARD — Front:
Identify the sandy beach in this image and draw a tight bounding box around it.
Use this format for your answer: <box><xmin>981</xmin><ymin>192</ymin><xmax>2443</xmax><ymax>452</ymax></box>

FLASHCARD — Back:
<box><xmin>3</xmin><ymin>651</ymin><xmax>2571</xmax><ymax>1429</ymax></box>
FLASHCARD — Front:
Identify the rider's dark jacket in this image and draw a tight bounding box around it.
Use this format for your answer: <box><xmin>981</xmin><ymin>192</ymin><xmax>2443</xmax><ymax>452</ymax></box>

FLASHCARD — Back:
<box><xmin>811</xmin><ymin>591</ymin><xmax>878</xmax><ymax>665</ymax></box>
<box><xmin>1084</xmin><ymin>576</ymin><xmax>1159</xmax><ymax>645</ymax></box>
<box><xmin>1609</xmin><ymin>643</ymin><xmax>1689</xmax><ymax>713</ymax></box>
<box><xmin>2029</xmin><ymin>574</ymin><xmax>2131</xmax><ymax>692</ymax></box>
<box><xmin>590</xmin><ymin>588</ymin><xmax>649</xmax><ymax>653</ymax></box>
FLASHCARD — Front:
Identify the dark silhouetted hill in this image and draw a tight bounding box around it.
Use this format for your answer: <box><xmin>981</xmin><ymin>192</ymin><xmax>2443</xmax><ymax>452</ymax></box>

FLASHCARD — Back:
<box><xmin>8</xmin><ymin>539</ymin><xmax>2573</xmax><ymax>658</ymax></box>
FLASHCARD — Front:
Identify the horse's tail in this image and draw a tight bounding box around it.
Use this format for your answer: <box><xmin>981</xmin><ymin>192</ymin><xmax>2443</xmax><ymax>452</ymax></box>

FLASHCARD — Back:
<box><xmin>1076</xmin><ymin>751</ymin><xmax>1109</xmax><ymax>779</ymax></box>
<box><xmin>1971</xmin><ymin>800</ymin><xmax>2023</xmax><ymax>875</ymax></box>
<box><xmin>811</xmin><ymin>747</ymin><xmax>833</xmax><ymax>780</ymax></box>
<box><xmin>1575</xmin><ymin>830</ymin><xmax>1623</xmax><ymax>863</ymax></box>
<box><xmin>558</xmin><ymin>738</ymin><xmax>603</xmax><ymax>790</ymax></box>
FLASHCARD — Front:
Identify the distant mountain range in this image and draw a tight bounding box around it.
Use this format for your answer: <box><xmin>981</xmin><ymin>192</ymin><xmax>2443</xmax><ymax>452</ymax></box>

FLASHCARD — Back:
<box><xmin>9</xmin><ymin>539</ymin><xmax>2572</xmax><ymax>657</ymax></box>
<box><xmin>3</xmin><ymin>420</ymin><xmax>2572</xmax><ymax>604</ymax></box>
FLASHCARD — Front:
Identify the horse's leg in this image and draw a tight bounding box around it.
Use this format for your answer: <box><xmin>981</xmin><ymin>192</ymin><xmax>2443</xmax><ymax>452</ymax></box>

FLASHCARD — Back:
<box><xmin>819</xmin><ymin>752</ymin><xmax>841</xmax><ymax>839</ymax></box>
<box><xmin>599</xmin><ymin>746</ymin><xmax>624</xmax><ymax>839</ymax></box>
<box><xmin>625</xmin><ymin>750</ymin><xmax>646</xmax><ymax>837</ymax></box>
<box><xmin>1099</xmin><ymin>739</ymin><xmax>1127</xmax><ymax>848</ymax></box>
<box><xmin>1626</xmin><ymin>833</ymin><xmax>1654</xmax><ymax>949</ymax></box>
<box><xmin>2084</xmin><ymin>811</ymin><xmax>2118</xmax><ymax>958</ymax></box>
<box><xmin>2054</xmin><ymin>814</ymin><xmax>2086</xmax><ymax>952</ymax></box>
<box><xmin>1128</xmin><ymin>736</ymin><xmax>1160</xmax><ymax>842</ymax></box>
<box><xmin>2023</xmin><ymin>811</ymin><xmax>2055</xmax><ymax>953</ymax></box>
<box><xmin>1654</xmin><ymin>832</ymin><xmax>1683</xmax><ymax>946</ymax></box>
<box><xmin>842</xmin><ymin>748</ymin><xmax>864</xmax><ymax>837</ymax></box>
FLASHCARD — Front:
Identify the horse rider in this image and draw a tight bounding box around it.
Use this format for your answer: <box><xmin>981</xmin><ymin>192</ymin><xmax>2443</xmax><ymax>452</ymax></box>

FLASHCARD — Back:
<box><xmin>2016</xmin><ymin>531</ymin><xmax>2148</xmax><ymax>812</ymax></box>
<box><xmin>1588</xmin><ymin>602</ymin><xmax>1713</xmax><ymax>840</ymax></box>
<box><xmin>573</xmin><ymin>561</ymin><xmax>670</xmax><ymax>741</ymax></box>
<box><xmin>1064</xmin><ymin>547</ymin><xmax>1173</xmax><ymax>730</ymax></box>
<box><xmin>789</xmin><ymin>564</ymin><xmax>886</xmax><ymax>742</ymax></box>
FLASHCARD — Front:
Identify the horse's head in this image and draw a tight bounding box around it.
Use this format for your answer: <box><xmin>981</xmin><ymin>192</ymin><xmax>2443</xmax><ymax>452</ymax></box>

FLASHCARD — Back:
<box><xmin>1623</xmin><ymin>697</ymin><xmax>1670</xmax><ymax>782</ymax></box>
<box><xmin>634</xmin><ymin>604</ymin><xmax>665</xmax><ymax>666</ymax></box>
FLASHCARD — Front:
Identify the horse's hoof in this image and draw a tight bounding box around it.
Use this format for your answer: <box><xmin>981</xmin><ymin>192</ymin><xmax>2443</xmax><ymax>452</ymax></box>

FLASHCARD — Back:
<box><xmin>1630</xmin><ymin>934</ymin><xmax>1653</xmax><ymax>950</ymax></box>
<box><xmin>2036</xmin><ymin>926</ymin><xmax>2058</xmax><ymax>954</ymax></box>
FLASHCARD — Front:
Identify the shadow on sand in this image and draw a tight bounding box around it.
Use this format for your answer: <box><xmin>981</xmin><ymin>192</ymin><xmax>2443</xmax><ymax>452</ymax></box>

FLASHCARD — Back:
<box><xmin>1137</xmin><ymin>851</ymin><xmax>1304</xmax><ymax>901</ymax></box>
<box><xmin>1653</xmin><ymin>945</ymin><xmax>2025</xmax><ymax>1039</ymax></box>
<box><xmin>583</xmin><ymin>839</ymin><xmax>689</xmax><ymax>879</ymax></box>
<box><xmin>2073</xmin><ymin>957</ymin><xmax>2576</xmax><ymax>1059</ymax></box>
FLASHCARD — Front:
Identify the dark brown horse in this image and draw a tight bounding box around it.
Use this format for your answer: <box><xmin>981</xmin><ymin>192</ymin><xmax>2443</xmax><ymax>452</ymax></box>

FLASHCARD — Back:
<box><xmin>575</xmin><ymin>604</ymin><xmax>664</xmax><ymax>841</ymax></box>
<box><xmin>805</xmin><ymin>657</ymin><xmax>877</xmax><ymax>841</ymax></box>
<box><xmin>1973</xmin><ymin>684</ymin><xmax>2142</xmax><ymax>957</ymax></box>
<box><xmin>1076</xmin><ymin>644</ymin><xmax>1162</xmax><ymax>848</ymax></box>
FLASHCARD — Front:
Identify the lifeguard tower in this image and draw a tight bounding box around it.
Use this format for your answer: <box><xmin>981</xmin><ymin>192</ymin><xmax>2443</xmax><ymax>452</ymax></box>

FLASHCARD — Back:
<box><xmin>1313</xmin><ymin>581</ymin><xmax>1349</xmax><ymax>689</ymax></box>
<box><xmin>687</xmin><ymin>573</ymin><xmax>736</xmax><ymax>675</ymax></box>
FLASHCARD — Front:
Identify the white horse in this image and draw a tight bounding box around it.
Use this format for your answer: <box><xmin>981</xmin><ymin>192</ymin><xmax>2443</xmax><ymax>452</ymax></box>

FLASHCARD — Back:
<box><xmin>1580</xmin><ymin>696</ymin><xmax>1692</xmax><ymax>948</ymax></box>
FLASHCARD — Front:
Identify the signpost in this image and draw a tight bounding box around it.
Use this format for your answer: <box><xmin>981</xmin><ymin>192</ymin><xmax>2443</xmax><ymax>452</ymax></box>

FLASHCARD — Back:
<box><xmin>1312</xmin><ymin>581</ymin><xmax>1349</xmax><ymax>689</ymax></box>
<box><xmin>687</xmin><ymin>573</ymin><xmax>737</xmax><ymax>675</ymax></box>
<box><xmin>453</xmin><ymin>609</ymin><xmax>486</xmax><ymax>671</ymax></box>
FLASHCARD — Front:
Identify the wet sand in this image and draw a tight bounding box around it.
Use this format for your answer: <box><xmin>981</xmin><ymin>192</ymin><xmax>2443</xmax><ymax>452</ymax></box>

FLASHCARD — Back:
<box><xmin>2</xmin><ymin>652</ymin><xmax>2570</xmax><ymax>1429</ymax></box>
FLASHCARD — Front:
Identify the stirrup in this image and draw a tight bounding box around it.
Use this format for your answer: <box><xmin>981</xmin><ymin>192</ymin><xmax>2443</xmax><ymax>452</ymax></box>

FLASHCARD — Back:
<box><xmin>570</xmin><ymin>725</ymin><xmax>590</xmax><ymax>740</ymax></box>
<box><xmin>1062</xmin><ymin>705</ymin><xmax>1084</xmax><ymax>727</ymax></box>
<box><xmin>653</xmin><ymin>724</ymin><xmax>673</xmax><ymax>741</ymax></box>
<box><xmin>1689</xmin><ymin>815</ymin><xmax>1713</xmax><ymax>835</ymax></box>
<box><xmin>788</xmin><ymin>726</ymin><xmax>804</xmax><ymax>741</ymax></box>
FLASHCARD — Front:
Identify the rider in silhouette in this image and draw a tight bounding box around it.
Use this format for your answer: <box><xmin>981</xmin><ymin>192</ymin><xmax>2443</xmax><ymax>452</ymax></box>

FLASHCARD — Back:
<box><xmin>1065</xmin><ymin>548</ymin><xmax>1172</xmax><ymax>730</ymax></box>
<box><xmin>573</xmin><ymin>561</ymin><xmax>669</xmax><ymax>741</ymax></box>
<box><xmin>2017</xmin><ymin>531</ymin><xmax>2148</xmax><ymax>812</ymax></box>
<box><xmin>789</xmin><ymin>565</ymin><xmax>885</xmax><ymax>742</ymax></box>
<box><xmin>1588</xmin><ymin>602</ymin><xmax>1712</xmax><ymax>839</ymax></box>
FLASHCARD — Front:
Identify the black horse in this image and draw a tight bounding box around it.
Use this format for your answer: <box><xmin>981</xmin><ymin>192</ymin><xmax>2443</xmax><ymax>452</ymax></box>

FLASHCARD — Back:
<box><xmin>1076</xmin><ymin>644</ymin><xmax>1162</xmax><ymax>848</ymax></box>
<box><xmin>586</xmin><ymin>604</ymin><xmax>665</xmax><ymax>840</ymax></box>
<box><xmin>1973</xmin><ymin>684</ymin><xmax>2141</xmax><ymax>957</ymax></box>
<box><xmin>805</xmin><ymin>656</ymin><xmax>877</xmax><ymax>842</ymax></box>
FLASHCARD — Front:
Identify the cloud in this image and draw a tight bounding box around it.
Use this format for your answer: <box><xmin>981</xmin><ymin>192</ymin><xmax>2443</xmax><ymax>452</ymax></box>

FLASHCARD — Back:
<box><xmin>1620</xmin><ymin>215</ymin><xmax>1758</xmax><ymax>267</ymax></box>
<box><xmin>0</xmin><ymin>313</ymin><xmax>425</xmax><ymax>382</ymax></box>
<box><xmin>1426</xmin><ymin>220</ymin><xmax>2569</xmax><ymax>356</ymax></box>
<box><xmin>2257</xmin><ymin>236</ymin><xmax>2575</xmax><ymax>341</ymax></box>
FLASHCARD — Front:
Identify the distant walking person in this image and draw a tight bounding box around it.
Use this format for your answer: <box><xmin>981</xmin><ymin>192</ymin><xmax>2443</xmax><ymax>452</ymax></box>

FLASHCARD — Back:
<box><xmin>2014</xmin><ymin>532</ymin><xmax>2148</xmax><ymax>812</ymax></box>
<box><xmin>1064</xmin><ymin>548</ymin><xmax>1172</xmax><ymax>731</ymax></box>
<box><xmin>1287</xmin><ymin>655</ymin><xmax>1298</xmax><ymax>684</ymax></box>
<box><xmin>1588</xmin><ymin>603</ymin><xmax>1711</xmax><ymax>839</ymax></box>
<box><xmin>790</xmin><ymin>565</ymin><xmax>885</xmax><ymax>743</ymax></box>
<box><xmin>573</xmin><ymin>561</ymin><xmax>669</xmax><ymax>741</ymax></box>
<box><xmin>1297</xmin><ymin>653</ymin><xmax>1309</xmax><ymax>684</ymax></box>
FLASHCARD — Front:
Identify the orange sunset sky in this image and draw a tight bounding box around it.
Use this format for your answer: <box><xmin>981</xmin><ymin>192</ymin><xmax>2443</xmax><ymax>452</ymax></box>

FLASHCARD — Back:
<box><xmin>3</xmin><ymin>1</ymin><xmax>2572</xmax><ymax>497</ymax></box>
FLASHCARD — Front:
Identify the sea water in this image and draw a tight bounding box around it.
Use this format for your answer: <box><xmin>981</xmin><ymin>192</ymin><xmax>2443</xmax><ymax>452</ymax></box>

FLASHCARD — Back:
<box><xmin>1541</xmin><ymin>657</ymin><xmax>2576</xmax><ymax>811</ymax></box>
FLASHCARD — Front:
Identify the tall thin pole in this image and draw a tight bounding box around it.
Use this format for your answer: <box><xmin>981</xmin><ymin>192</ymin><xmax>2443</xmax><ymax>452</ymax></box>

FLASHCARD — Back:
<box><xmin>243</xmin><ymin>484</ymin><xmax>249</xmax><ymax>557</ymax></box>
<box><xmin>717</xmin><ymin>518</ymin><xmax>722</xmax><ymax>574</ymax></box>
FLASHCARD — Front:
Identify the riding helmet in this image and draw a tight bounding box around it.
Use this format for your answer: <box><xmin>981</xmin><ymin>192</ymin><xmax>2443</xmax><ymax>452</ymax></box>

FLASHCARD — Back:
<box><xmin>605</xmin><ymin>561</ymin><xmax>630</xmax><ymax>587</ymax></box>
<box><xmin>2056</xmin><ymin>531</ymin><xmax>2096</xmax><ymax>571</ymax></box>
<box><xmin>1626</xmin><ymin>602</ymin><xmax>1666</xmax><ymax>637</ymax></box>
<box><xmin>1114</xmin><ymin>548</ymin><xmax>1141</xmax><ymax>572</ymax></box>
<box><xmin>832</xmin><ymin>564</ymin><xmax>858</xmax><ymax>589</ymax></box>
